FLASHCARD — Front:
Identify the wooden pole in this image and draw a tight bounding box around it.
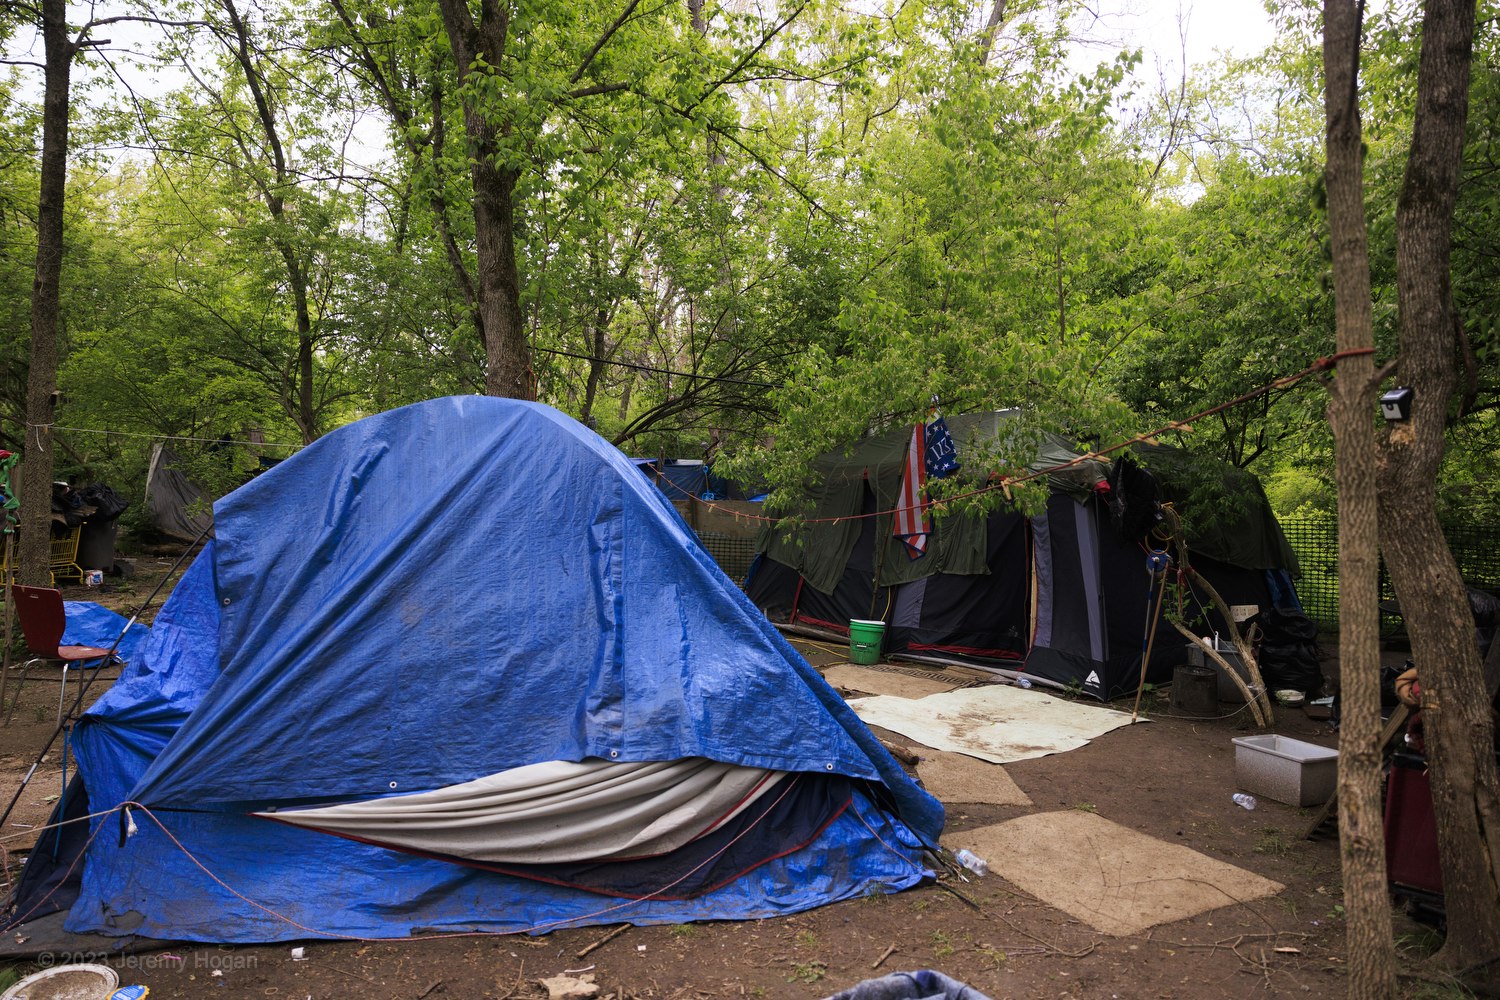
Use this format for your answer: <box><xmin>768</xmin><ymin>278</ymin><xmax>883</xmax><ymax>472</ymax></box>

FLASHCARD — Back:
<box><xmin>0</xmin><ymin>532</ymin><xmax>14</xmax><ymax>723</ymax></box>
<box><xmin>1131</xmin><ymin>572</ymin><xmax>1167</xmax><ymax>722</ymax></box>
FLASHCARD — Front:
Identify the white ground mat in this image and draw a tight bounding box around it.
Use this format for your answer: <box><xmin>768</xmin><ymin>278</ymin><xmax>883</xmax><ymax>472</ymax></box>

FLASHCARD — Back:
<box><xmin>847</xmin><ymin>684</ymin><xmax>1138</xmax><ymax>764</ymax></box>
<box><xmin>916</xmin><ymin>750</ymin><xmax>1032</xmax><ymax>807</ymax></box>
<box><xmin>954</xmin><ymin>811</ymin><xmax>1284</xmax><ymax>936</ymax></box>
<box><xmin>821</xmin><ymin>664</ymin><xmax>961</xmax><ymax>700</ymax></box>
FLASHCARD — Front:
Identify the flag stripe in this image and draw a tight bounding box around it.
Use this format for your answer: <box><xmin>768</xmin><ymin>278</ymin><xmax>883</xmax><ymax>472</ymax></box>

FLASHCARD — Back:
<box><xmin>894</xmin><ymin>422</ymin><xmax>930</xmax><ymax>558</ymax></box>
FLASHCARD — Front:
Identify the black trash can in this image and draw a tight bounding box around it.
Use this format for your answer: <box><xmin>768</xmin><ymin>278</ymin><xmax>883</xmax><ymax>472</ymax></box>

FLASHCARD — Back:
<box><xmin>78</xmin><ymin>517</ymin><xmax>118</xmax><ymax>572</ymax></box>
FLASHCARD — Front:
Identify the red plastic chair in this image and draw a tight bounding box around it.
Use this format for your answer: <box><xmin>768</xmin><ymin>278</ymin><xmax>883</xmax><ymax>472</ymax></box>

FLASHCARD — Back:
<box><xmin>10</xmin><ymin>585</ymin><xmax>117</xmax><ymax>725</ymax></box>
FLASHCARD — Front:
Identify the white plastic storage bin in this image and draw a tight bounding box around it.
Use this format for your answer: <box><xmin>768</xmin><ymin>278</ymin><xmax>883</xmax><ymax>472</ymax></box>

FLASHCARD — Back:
<box><xmin>1231</xmin><ymin>734</ymin><xmax>1339</xmax><ymax>806</ymax></box>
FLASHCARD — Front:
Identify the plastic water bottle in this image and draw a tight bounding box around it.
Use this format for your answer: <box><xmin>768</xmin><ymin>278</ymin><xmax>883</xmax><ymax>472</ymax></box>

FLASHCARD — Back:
<box><xmin>1016</xmin><ymin>677</ymin><xmax>1033</xmax><ymax>690</ymax></box>
<box><xmin>954</xmin><ymin>849</ymin><xmax>988</xmax><ymax>877</ymax></box>
<box><xmin>1232</xmin><ymin>793</ymin><xmax>1257</xmax><ymax>810</ymax></box>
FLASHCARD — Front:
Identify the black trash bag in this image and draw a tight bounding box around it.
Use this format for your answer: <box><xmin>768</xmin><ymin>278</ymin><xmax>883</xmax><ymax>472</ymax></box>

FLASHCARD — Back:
<box><xmin>1106</xmin><ymin>454</ymin><xmax>1164</xmax><ymax>542</ymax></box>
<box><xmin>50</xmin><ymin>482</ymin><xmax>87</xmax><ymax>528</ymax></box>
<box><xmin>75</xmin><ymin>483</ymin><xmax>129</xmax><ymax>521</ymax></box>
<box><xmin>1250</xmin><ymin>607</ymin><xmax>1324</xmax><ymax>696</ymax></box>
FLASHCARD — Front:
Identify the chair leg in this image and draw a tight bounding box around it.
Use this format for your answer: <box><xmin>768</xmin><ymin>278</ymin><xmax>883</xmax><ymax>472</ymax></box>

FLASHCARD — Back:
<box><xmin>57</xmin><ymin>665</ymin><xmax>68</xmax><ymax>727</ymax></box>
<box><xmin>4</xmin><ymin>658</ymin><xmax>39</xmax><ymax>726</ymax></box>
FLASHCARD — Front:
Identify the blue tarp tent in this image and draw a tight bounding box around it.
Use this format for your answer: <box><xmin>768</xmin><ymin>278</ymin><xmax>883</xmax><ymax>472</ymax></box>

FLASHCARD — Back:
<box><xmin>12</xmin><ymin>398</ymin><xmax>940</xmax><ymax>943</ymax></box>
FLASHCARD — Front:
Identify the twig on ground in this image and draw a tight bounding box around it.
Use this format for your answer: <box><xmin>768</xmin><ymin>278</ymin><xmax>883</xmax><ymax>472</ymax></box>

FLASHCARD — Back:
<box><xmin>496</xmin><ymin>960</ymin><xmax>524</xmax><ymax>1000</ymax></box>
<box><xmin>879</xmin><ymin>740</ymin><xmax>919</xmax><ymax>765</ymax></box>
<box><xmin>576</xmin><ymin>923</ymin><xmax>630</xmax><ymax>959</ymax></box>
<box><xmin>992</xmin><ymin>909</ymin><xmax>1098</xmax><ymax>959</ymax></box>
<box><xmin>935</xmin><ymin>880</ymin><xmax>984</xmax><ymax>912</ymax></box>
<box><xmin>871</xmin><ymin>943</ymin><xmax>897</xmax><ymax>969</ymax></box>
<box><xmin>308</xmin><ymin>961</ymin><xmax>377</xmax><ymax>984</ymax></box>
<box><xmin>415</xmin><ymin>979</ymin><xmax>442</xmax><ymax>1000</ymax></box>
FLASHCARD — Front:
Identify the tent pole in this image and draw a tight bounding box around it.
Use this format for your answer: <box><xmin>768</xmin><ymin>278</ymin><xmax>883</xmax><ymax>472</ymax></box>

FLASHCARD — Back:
<box><xmin>868</xmin><ymin>485</ymin><xmax>889</xmax><ymax>621</ymax></box>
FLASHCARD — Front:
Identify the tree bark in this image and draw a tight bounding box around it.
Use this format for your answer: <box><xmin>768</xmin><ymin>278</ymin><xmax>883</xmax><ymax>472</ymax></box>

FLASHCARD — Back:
<box><xmin>976</xmin><ymin>0</ymin><xmax>1008</xmax><ymax>67</ymax></box>
<box><xmin>1376</xmin><ymin>0</ymin><xmax>1500</xmax><ymax>976</ymax></box>
<box><xmin>1321</xmin><ymin>3</ymin><xmax>1397</xmax><ymax>997</ymax></box>
<box><xmin>435</xmin><ymin>0</ymin><xmax>533</xmax><ymax>399</ymax></box>
<box><xmin>18</xmin><ymin>0</ymin><xmax>76</xmax><ymax>587</ymax></box>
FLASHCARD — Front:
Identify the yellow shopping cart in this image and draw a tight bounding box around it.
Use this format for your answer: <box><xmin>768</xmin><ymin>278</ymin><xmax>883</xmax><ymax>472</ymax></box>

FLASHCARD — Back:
<box><xmin>2</xmin><ymin>526</ymin><xmax>84</xmax><ymax>586</ymax></box>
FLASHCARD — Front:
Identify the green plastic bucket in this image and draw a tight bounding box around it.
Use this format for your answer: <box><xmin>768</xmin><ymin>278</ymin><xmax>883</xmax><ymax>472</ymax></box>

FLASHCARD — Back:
<box><xmin>849</xmin><ymin>619</ymin><xmax>886</xmax><ymax>665</ymax></box>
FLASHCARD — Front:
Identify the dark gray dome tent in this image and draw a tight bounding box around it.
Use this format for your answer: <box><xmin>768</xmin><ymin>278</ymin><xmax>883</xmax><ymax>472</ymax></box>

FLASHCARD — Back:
<box><xmin>744</xmin><ymin>412</ymin><xmax>1302</xmax><ymax>700</ymax></box>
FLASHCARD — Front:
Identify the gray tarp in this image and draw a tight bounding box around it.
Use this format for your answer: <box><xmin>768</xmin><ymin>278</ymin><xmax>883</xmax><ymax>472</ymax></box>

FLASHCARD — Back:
<box><xmin>262</xmin><ymin>757</ymin><xmax>779</xmax><ymax>863</ymax></box>
<box><xmin>144</xmin><ymin>444</ymin><xmax>215</xmax><ymax>542</ymax></box>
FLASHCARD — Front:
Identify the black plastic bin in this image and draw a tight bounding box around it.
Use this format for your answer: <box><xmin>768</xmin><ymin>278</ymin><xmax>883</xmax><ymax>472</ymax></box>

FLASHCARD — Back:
<box><xmin>77</xmin><ymin>518</ymin><xmax>118</xmax><ymax>571</ymax></box>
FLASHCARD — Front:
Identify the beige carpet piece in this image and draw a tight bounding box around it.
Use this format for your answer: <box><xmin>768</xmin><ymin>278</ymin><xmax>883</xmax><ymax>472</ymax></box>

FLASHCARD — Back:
<box><xmin>821</xmin><ymin>664</ymin><xmax>960</xmax><ymax>700</ymax></box>
<box><xmin>847</xmin><ymin>684</ymin><xmax>1138</xmax><ymax>764</ymax></box>
<box><xmin>955</xmin><ymin>811</ymin><xmax>1283</xmax><ymax>936</ymax></box>
<box><xmin>917</xmin><ymin>751</ymin><xmax>1032</xmax><ymax>806</ymax></box>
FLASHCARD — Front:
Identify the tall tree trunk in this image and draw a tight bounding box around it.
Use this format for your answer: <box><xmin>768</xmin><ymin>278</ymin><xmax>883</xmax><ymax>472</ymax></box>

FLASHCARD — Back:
<box><xmin>1321</xmin><ymin>4</ymin><xmax>1397</xmax><ymax>997</ymax></box>
<box><xmin>436</xmin><ymin>0</ymin><xmax>533</xmax><ymax>399</ymax></box>
<box><xmin>976</xmin><ymin>0</ymin><xmax>1008</xmax><ymax>67</ymax></box>
<box><xmin>224</xmin><ymin>0</ymin><xmax>322</xmax><ymax>442</ymax></box>
<box><xmin>326</xmin><ymin>3</ymin><xmax>487</xmax><ymax>352</ymax></box>
<box><xmin>18</xmin><ymin>0</ymin><xmax>75</xmax><ymax>587</ymax></box>
<box><xmin>1376</xmin><ymin>0</ymin><xmax>1500</xmax><ymax>976</ymax></box>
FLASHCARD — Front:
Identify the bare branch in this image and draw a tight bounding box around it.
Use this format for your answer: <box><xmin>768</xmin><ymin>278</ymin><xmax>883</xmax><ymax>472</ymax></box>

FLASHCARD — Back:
<box><xmin>570</xmin><ymin>0</ymin><xmax>643</xmax><ymax>85</ymax></box>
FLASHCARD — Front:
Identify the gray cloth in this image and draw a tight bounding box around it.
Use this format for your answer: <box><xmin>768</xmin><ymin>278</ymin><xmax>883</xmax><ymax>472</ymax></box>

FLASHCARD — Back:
<box><xmin>144</xmin><ymin>444</ymin><xmax>215</xmax><ymax>542</ymax></box>
<box><xmin>261</xmin><ymin>757</ymin><xmax>780</xmax><ymax>863</ymax></box>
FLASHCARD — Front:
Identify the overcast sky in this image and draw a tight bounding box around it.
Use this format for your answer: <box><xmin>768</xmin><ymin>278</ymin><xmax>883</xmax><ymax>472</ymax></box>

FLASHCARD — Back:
<box><xmin>1069</xmin><ymin>0</ymin><xmax>1278</xmax><ymax>78</ymax></box>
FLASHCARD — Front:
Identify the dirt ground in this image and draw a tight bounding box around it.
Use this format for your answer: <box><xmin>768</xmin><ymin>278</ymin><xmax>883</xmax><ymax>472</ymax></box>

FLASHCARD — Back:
<box><xmin>0</xmin><ymin>571</ymin><xmax>1447</xmax><ymax>999</ymax></box>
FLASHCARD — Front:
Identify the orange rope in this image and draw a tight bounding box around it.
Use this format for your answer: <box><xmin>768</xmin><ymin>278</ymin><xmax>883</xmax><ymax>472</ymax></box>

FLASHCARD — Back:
<box><xmin>667</xmin><ymin>349</ymin><xmax>1375</xmax><ymax>528</ymax></box>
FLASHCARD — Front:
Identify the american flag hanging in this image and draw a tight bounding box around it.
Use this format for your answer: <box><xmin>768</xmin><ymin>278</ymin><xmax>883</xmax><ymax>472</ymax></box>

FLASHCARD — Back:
<box><xmin>893</xmin><ymin>422</ymin><xmax>930</xmax><ymax>559</ymax></box>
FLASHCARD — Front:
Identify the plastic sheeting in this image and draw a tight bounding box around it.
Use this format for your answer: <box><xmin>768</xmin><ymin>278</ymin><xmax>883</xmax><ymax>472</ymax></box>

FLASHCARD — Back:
<box><xmin>60</xmin><ymin>602</ymin><xmax>149</xmax><ymax>665</ymax></box>
<box><xmin>261</xmin><ymin>758</ymin><xmax>781</xmax><ymax>863</ymax></box>
<box><xmin>51</xmin><ymin>398</ymin><xmax>940</xmax><ymax>942</ymax></box>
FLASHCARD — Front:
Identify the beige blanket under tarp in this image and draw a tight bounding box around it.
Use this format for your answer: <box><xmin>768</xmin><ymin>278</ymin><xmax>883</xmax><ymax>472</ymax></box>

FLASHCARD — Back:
<box><xmin>261</xmin><ymin>758</ymin><xmax>779</xmax><ymax>863</ymax></box>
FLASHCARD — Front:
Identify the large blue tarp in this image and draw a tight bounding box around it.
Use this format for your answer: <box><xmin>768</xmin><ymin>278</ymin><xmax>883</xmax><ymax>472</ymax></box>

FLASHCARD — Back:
<box><xmin>58</xmin><ymin>398</ymin><xmax>942</xmax><ymax>942</ymax></box>
<box><xmin>60</xmin><ymin>602</ymin><xmax>149</xmax><ymax>666</ymax></box>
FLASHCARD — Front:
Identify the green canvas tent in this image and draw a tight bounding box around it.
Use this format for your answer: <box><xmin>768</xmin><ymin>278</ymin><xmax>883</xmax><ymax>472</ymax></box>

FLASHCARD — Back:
<box><xmin>745</xmin><ymin>412</ymin><xmax>1301</xmax><ymax>699</ymax></box>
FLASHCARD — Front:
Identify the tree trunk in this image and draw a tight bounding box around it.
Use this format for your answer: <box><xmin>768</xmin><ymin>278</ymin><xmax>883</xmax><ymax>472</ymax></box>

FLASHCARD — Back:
<box><xmin>977</xmin><ymin>0</ymin><xmax>1008</xmax><ymax>67</ymax></box>
<box><xmin>1321</xmin><ymin>3</ymin><xmax>1397</xmax><ymax>997</ymax></box>
<box><xmin>1376</xmin><ymin>0</ymin><xmax>1500</xmax><ymax>976</ymax></box>
<box><xmin>18</xmin><ymin>0</ymin><xmax>75</xmax><ymax>587</ymax></box>
<box><xmin>221</xmin><ymin>0</ymin><xmax>323</xmax><ymax>442</ymax></box>
<box><xmin>436</xmin><ymin>0</ymin><xmax>534</xmax><ymax>400</ymax></box>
